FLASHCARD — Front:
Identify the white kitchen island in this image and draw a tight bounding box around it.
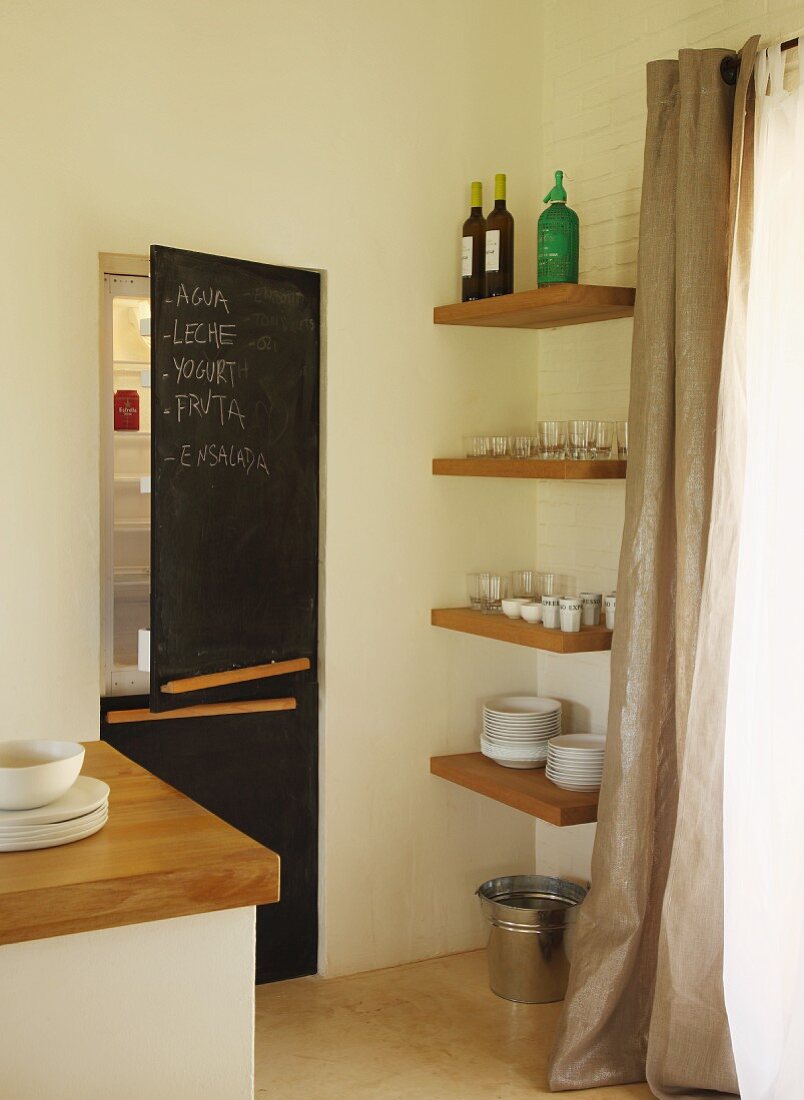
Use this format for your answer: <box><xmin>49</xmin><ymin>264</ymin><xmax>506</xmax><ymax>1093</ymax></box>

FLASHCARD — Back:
<box><xmin>0</xmin><ymin>742</ymin><xmax>280</xmax><ymax>1099</ymax></box>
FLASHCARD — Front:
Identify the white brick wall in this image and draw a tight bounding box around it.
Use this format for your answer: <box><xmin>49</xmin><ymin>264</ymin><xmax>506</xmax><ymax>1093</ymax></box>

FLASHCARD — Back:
<box><xmin>533</xmin><ymin>0</ymin><xmax>804</xmax><ymax>879</ymax></box>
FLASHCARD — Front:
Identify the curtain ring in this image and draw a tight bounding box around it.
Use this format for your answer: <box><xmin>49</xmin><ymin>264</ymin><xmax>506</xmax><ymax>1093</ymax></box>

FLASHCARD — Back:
<box><xmin>721</xmin><ymin>55</ymin><xmax>740</xmax><ymax>85</ymax></box>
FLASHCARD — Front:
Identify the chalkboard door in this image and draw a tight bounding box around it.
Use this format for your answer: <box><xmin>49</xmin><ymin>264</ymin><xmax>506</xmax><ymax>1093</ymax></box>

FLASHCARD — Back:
<box><xmin>102</xmin><ymin>246</ymin><xmax>321</xmax><ymax>984</ymax></box>
<box><xmin>149</xmin><ymin>245</ymin><xmax>319</xmax><ymax>711</ymax></box>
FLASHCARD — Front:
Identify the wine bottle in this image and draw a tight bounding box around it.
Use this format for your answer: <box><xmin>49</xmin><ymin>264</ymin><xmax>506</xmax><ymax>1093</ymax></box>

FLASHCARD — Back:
<box><xmin>485</xmin><ymin>173</ymin><xmax>514</xmax><ymax>296</ymax></box>
<box><xmin>461</xmin><ymin>181</ymin><xmax>486</xmax><ymax>301</ymax></box>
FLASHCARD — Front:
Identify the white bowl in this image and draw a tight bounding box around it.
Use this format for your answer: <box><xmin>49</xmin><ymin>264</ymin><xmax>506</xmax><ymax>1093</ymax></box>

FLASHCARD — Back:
<box><xmin>481</xmin><ymin>739</ymin><xmax>547</xmax><ymax>770</ymax></box>
<box><xmin>501</xmin><ymin>598</ymin><xmax>528</xmax><ymax>618</ymax></box>
<box><xmin>481</xmin><ymin>736</ymin><xmax>548</xmax><ymax>760</ymax></box>
<box><xmin>485</xmin><ymin>696</ymin><xmax>562</xmax><ymax>716</ymax></box>
<box><xmin>520</xmin><ymin>602</ymin><xmax>542</xmax><ymax>623</ymax></box>
<box><xmin>0</xmin><ymin>741</ymin><xmax>85</xmax><ymax>811</ymax></box>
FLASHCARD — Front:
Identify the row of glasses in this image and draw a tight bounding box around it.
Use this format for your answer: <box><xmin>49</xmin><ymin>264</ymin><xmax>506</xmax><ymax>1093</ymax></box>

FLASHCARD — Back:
<box><xmin>464</xmin><ymin>420</ymin><xmax>628</xmax><ymax>461</ymax></box>
<box><xmin>467</xmin><ymin>571</ymin><xmax>557</xmax><ymax>614</ymax></box>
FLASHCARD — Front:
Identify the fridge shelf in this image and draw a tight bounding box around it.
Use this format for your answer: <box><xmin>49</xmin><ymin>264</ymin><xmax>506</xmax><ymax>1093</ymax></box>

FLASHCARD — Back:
<box><xmin>114</xmin><ymin>519</ymin><xmax>149</xmax><ymax>532</ymax></box>
<box><xmin>113</xmin><ymin>366</ymin><xmax>151</xmax><ymax>388</ymax></box>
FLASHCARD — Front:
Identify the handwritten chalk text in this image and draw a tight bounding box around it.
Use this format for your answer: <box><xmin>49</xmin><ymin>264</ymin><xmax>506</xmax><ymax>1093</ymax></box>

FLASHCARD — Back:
<box><xmin>176</xmin><ymin>283</ymin><xmax>230</xmax><ymax>313</ymax></box>
<box><xmin>178</xmin><ymin>442</ymin><xmax>270</xmax><ymax>477</ymax></box>
<box><xmin>174</xmin><ymin>389</ymin><xmax>246</xmax><ymax>429</ymax></box>
<box><xmin>173</xmin><ymin>356</ymin><xmax>247</xmax><ymax>388</ymax></box>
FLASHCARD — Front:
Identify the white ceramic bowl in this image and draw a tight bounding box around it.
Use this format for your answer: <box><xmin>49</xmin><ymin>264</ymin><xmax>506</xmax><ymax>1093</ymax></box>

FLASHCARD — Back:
<box><xmin>520</xmin><ymin>602</ymin><xmax>542</xmax><ymax>623</ymax></box>
<box><xmin>501</xmin><ymin>598</ymin><xmax>529</xmax><ymax>618</ymax></box>
<box><xmin>480</xmin><ymin>738</ymin><xmax>547</xmax><ymax>770</ymax></box>
<box><xmin>481</xmin><ymin>736</ymin><xmax>548</xmax><ymax>760</ymax></box>
<box><xmin>0</xmin><ymin>741</ymin><xmax>85</xmax><ymax>811</ymax></box>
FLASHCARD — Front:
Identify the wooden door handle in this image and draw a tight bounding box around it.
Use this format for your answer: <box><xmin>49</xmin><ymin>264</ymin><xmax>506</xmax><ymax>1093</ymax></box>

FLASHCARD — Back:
<box><xmin>105</xmin><ymin>698</ymin><xmax>297</xmax><ymax>724</ymax></box>
<box><xmin>160</xmin><ymin>657</ymin><xmax>311</xmax><ymax>695</ymax></box>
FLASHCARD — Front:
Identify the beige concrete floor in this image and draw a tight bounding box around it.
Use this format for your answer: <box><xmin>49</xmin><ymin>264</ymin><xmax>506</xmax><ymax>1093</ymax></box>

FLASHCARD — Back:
<box><xmin>255</xmin><ymin>950</ymin><xmax>653</xmax><ymax>1099</ymax></box>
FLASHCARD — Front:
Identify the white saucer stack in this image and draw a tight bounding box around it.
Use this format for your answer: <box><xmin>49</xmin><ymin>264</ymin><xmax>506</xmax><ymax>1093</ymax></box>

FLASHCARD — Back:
<box><xmin>480</xmin><ymin>696</ymin><xmax>562</xmax><ymax>770</ymax></box>
<box><xmin>546</xmin><ymin>734</ymin><xmax>606</xmax><ymax>791</ymax></box>
<box><xmin>0</xmin><ymin>777</ymin><xmax>110</xmax><ymax>852</ymax></box>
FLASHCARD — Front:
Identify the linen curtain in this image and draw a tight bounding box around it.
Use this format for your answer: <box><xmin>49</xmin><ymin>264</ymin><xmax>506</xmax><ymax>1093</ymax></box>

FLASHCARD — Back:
<box><xmin>549</xmin><ymin>42</ymin><xmax>757</xmax><ymax>1098</ymax></box>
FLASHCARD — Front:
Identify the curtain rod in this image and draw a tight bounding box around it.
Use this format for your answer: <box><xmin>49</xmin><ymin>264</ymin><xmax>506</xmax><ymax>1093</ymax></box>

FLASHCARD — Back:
<box><xmin>721</xmin><ymin>37</ymin><xmax>798</xmax><ymax>85</ymax></box>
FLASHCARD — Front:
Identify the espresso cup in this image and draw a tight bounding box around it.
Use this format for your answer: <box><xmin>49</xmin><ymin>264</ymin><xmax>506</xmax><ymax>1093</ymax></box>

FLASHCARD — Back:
<box><xmin>580</xmin><ymin>592</ymin><xmax>602</xmax><ymax>626</ymax></box>
<box><xmin>559</xmin><ymin>597</ymin><xmax>583</xmax><ymax>632</ymax></box>
<box><xmin>542</xmin><ymin>594</ymin><xmax>561</xmax><ymax>629</ymax></box>
<box><xmin>604</xmin><ymin>593</ymin><xmax>616</xmax><ymax>630</ymax></box>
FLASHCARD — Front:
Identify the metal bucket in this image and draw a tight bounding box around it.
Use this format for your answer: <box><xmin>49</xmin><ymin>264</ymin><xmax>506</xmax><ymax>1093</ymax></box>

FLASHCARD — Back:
<box><xmin>476</xmin><ymin>875</ymin><xmax>587</xmax><ymax>1003</ymax></box>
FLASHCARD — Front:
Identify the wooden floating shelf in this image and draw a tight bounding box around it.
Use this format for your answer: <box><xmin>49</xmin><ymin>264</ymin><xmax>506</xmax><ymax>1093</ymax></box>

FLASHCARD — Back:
<box><xmin>431</xmin><ymin>752</ymin><xmax>598</xmax><ymax>826</ymax></box>
<box><xmin>433</xmin><ymin>457</ymin><xmax>626</xmax><ymax>480</ymax></box>
<box><xmin>431</xmin><ymin>607</ymin><xmax>612</xmax><ymax>654</ymax></box>
<box><xmin>433</xmin><ymin>284</ymin><xmax>635</xmax><ymax>330</ymax></box>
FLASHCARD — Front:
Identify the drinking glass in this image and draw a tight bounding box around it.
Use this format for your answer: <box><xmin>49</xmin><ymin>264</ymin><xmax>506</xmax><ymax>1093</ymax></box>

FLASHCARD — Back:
<box><xmin>536</xmin><ymin>420</ymin><xmax>566</xmax><ymax>459</ymax></box>
<box><xmin>466</xmin><ymin>572</ymin><xmax>488</xmax><ymax>610</ymax></box>
<box><xmin>464</xmin><ymin>435</ymin><xmax>490</xmax><ymax>458</ymax></box>
<box><xmin>592</xmin><ymin>421</ymin><xmax>614</xmax><ymax>459</ymax></box>
<box><xmin>509</xmin><ymin>434</ymin><xmax>532</xmax><ymax>458</ymax></box>
<box><xmin>489</xmin><ymin>435</ymin><xmax>509</xmax><ymax>458</ymax></box>
<box><xmin>567</xmin><ymin>419</ymin><xmax>595</xmax><ymax>459</ymax></box>
<box><xmin>480</xmin><ymin>573</ymin><xmax>508</xmax><ymax>614</ymax></box>
<box><xmin>616</xmin><ymin>421</ymin><xmax>629</xmax><ymax>460</ymax></box>
<box><xmin>542</xmin><ymin>573</ymin><xmax>573</xmax><ymax>599</ymax></box>
<box><xmin>511</xmin><ymin>570</ymin><xmax>538</xmax><ymax>599</ymax></box>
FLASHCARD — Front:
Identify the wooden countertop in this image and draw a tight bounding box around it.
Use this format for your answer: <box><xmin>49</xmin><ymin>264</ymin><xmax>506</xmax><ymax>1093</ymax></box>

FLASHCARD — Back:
<box><xmin>0</xmin><ymin>741</ymin><xmax>280</xmax><ymax>946</ymax></box>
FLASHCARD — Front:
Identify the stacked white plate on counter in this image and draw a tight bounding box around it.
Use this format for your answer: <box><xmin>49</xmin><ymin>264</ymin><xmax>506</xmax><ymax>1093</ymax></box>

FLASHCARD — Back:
<box><xmin>480</xmin><ymin>696</ymin><xmax>562</xmax><ymax>770</ymax></box>
<box><xmin>546</xmin><ymin>734</ymin><xmax>606</xmax><ymax>791</ymax></box>
<box><xmin>0</xmin><ymin>777</ymin><xmax>110</xmax><ymax>852</ymax></box>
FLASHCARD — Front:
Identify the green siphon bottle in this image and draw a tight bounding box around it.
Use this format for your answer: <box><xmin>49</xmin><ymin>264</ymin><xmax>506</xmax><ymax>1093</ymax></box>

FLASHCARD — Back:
<box><xmin>537</xmin><ymin>170</ymin><xmax>579</xmax><ymax>286</ymax></box>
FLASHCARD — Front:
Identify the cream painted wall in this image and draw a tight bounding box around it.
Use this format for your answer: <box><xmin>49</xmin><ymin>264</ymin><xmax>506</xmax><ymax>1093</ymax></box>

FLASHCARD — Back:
<box><xmin>0</xmin><ymin>0</ymin><xmax>546</xmax><ymax>978</ymax></box>
<box><xmin>531</xmin><ymin>0</ymin><xmax>804</xmax><ymax>882</ymax></box>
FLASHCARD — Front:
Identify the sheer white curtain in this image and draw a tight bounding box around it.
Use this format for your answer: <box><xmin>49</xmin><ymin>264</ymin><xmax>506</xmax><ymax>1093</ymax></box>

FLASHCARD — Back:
<box><xmin>721</xmin><ymin>41</ymin><xmax>804</xmax><ymax>1100</ymax></box>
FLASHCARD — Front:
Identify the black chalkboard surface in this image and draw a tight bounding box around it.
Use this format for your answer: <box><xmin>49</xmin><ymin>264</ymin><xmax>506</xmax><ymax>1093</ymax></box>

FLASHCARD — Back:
<box><xmin>150</xmin><ymin>246</ymin><xmax>320</xmax><ymax>711</ymax></box>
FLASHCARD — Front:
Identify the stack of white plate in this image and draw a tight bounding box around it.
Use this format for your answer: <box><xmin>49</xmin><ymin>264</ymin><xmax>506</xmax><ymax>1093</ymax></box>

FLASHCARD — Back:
<box><xmin>546</xmin><ymin>734</ymin><xmax>606</xmax><ymax>791</ymax></box>
<box><xmin>0</xmin><ymin>777</ymin><xmax>110</xmax><ymax>852</ymax></box>
<box><xmin>480</xmin><ymin>696</ymin><xmax>562</xmax><ymax>770</ymax></box>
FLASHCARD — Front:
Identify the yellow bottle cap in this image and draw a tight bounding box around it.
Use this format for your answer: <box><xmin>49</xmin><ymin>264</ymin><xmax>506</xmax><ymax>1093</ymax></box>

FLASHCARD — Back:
<box><xmin>495</xmin><ymin>173</ymin><xmax>506</xmax><ymax>201</ymax></box>
<box><xmin>471</xmin><ymin>181</ymin><xmax>483</xmax><ymax>208</ymax></box>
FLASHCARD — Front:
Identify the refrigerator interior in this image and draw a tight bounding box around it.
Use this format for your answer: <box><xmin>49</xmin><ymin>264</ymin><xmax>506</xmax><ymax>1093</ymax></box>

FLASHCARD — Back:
<box><xmin>101</xmin><ymin>272</ymin><xmax>151</xmax><ymax>696</ymax></box>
